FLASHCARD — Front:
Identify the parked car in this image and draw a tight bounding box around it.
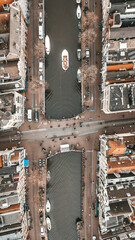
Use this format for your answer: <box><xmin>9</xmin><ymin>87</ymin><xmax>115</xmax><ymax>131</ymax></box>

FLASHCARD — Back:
<box><xmin>34</xmin><ymin>111</ymin><xmax>39</xmax><ymax>122</ymax></box>
<box><xmin>39</xmin><ymin>60</ymin><xmax>43</xmax><ymax>72</ymax></box>
<box><xmin>38</xmin><ymin>25</ymin><xmax>43</xmax><ymax>39</ymax></box>
<box><xmin>27</xmin><ymin>109</ymin><xmax>32</xmax><ymax>122</ymax></box>
<box><xmin>76</xmin><ymin>5</ymin><xmax>81</xmax><ymax>19</ymax></box>
<box><xmin>84</xmin><ymin>6</ymin><xmax>89</xmax><ymax>14</ymax></box>
<box><xmin>39</xmin><ymin>211</ymin><xmax>43</xmax><ymax>223</ymax></box>
<box><xmin>40</xmin><ymin>226</ymin><xmax>45</xmax><ymax>235</ymax></box>
<box><xmin>85</xmin><ymin>48</ymin><xmax>90</xmax><ymax>58</ymax></box>
<box><xmin>77</xmin><ymin>49</ymin><xmax>81</xmax><ymax>60</ymax></box>
<box><xmin>40</xmin><ymin>74</ymin><xmax>43</xmax><ymax>84</ymax></box>
<box><xmin>39</xmin><ymin>12</ymin><xmax>43</xmax><ymax>23</ymax></box>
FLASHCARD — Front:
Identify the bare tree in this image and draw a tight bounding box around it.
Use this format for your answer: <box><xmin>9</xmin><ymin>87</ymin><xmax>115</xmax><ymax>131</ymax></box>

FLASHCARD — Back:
<box><xmin>81</xmin><ymin>65</ymin><xmax>98</xmax><ymax>83</ymax></box>
<box><xmin>86</xmin><ymin>11</ymin><xmax>98</xmax><ymax>28</ymax></box>
<box><xmin>81</xmin><ymin>13</ymin><xmax>88</xmax><ymax>32</ymax></box>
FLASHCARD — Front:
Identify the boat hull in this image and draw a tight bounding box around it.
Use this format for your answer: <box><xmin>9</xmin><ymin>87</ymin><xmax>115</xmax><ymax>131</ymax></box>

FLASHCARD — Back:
<box><xmin>45</xmin><ymin>35</ymin><xmax>51</xmax><ymax>55</ymax></box>
<box><xmin>46</xmin><ymin>217</ymin><xmax>51</xmax><ymax>231</ymax></box>
<box><xmin>62</xmin><ymin>49</ymin><xmax>69</xmax><ymax>71</ymax></box>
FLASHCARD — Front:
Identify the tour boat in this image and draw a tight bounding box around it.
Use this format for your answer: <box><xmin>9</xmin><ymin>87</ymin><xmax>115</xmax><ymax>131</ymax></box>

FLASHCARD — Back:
<box><xmin>45</xmin><ymin>35</ymin><xmax>51</xmax><ymax>55</ymax></box>
<box><xmin>46</xmin><ymin>199</ymin><xmax>51</xmax><ymax>213</ymax></box>
<box><xmin>46</xmin><ymin>217</ymin><xmax>51</xmax><ymax>231</ymax></box>
<box><xmin>76</xmin><ymin>5</ymin><xmax>81</xmax><ymax>19</ymax></box>
<box><xmin>62</xmin><ymin>49</ymin><xmax>69</xmax><ymax>71</ymax></box>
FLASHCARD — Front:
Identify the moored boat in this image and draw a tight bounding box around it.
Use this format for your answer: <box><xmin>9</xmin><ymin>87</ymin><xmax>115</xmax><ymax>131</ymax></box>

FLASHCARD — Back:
<box><xmin>46</xmin><ymin>199</ymin><xmax>51</xmax><ymax>213</ymax></box>
<box><xmin>76</xmin><ymin>5</ymin><xmax>81</xmax><ymax>19</ymax></box>
<box><xmin>76</xmin><ymin>0</ymin><xmax>81</xmax><ymax>3</ymax></box>
<box><xmin>62</xmin><ymin>49</ymin><xmax>69</xmax><ymax>71</ymax></box>
<box><xmin>45</xmin><ymin>35</ymin><xmax>51</xmax><ymax>55</ymax></box>
<box><xmin>46</xmin><ymin>216</ymin><xmax>51</xmax><ymax>231</ymax></box>
<box><xmin>47</xmin><ymin>170</ymin><xmax>51</xmax><ymax>182</ymax></box>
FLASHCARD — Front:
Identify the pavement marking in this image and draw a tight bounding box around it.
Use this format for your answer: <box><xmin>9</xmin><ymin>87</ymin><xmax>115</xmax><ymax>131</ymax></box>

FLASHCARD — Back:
<box><xmin>22</xmin><ymin>128</ymin><xmax>47</xmax><ymax>133</ymax></box>
<box><xmin>78</xmin><ymin>130</ymin><xmax>98</xmax><ymax>136</ymax></box>
<box><xmin>81</xmin><ymin>120</ymin><xmax>104</xmax><ymax>125</ymax></box>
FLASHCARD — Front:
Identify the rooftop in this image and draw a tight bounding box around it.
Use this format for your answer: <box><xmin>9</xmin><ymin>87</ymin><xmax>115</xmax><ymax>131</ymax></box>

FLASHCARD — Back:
<box><xmin>109</xmin><ymin>83</ymin><xmax>135</xmax><ymax>112</ymax></box>
<box><xmin>109</xmin><ymin>200</ymin><xmax>132</xmax><ymax>216</ymax></box>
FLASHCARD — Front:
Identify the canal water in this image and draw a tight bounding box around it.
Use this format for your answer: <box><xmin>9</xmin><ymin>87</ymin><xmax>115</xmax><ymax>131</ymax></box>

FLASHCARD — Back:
<box><xmin>45</xmin><ymin>0</ymin><xmax>81</xmax><ymax>119</ymax></box>
<box><xmin>46</xmin><ymin>151</ymin><xmax>81</xmax><ymax>240</ymax></box>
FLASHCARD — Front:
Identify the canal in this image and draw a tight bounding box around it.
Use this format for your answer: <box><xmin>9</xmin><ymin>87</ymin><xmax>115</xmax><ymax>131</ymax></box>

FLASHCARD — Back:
<box><xmin>46</xmin><ymin>151</ymin><xmax>81</xmax><ymax>240</ymax></box>
<box><xmin>45</xmin><ymin>0</ymin><xmax>81</xmax><ymax>119</ymax></box>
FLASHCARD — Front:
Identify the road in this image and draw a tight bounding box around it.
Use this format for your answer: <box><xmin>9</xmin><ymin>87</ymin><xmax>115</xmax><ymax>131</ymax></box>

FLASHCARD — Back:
<box><xmin>1</xmin><ymin>118</ymin><xmax>135</xmax><ymax>143</ymax></box>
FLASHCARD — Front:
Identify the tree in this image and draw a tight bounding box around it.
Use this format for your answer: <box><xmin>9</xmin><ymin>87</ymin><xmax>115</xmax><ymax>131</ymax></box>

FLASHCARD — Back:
<box><xmin>86</xmin><ymin>11</ymin><xmax>98</xmax><ymax>28</ymax></box>
<box><xmin>81</xmin><ymin>65</ymin><xmax>98</xmax><ymax>84</ymax></box>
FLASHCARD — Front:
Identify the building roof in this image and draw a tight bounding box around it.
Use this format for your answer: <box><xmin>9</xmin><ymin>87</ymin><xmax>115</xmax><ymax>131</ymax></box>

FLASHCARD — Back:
<box><xmin>107</xmin><ymin>154</ymin><xmax>135</xmax><ymax>174</ymax></box>
<box><xmin>110</xmin><ymin>26</ymin><xmax>135</xmax><ymax>40</ymax></box>
<box><xmin>109</xmin><ymin>200</ymin><xmax>132</xmax><ymax>216</ymax></box>
<box><xmin>0</xmin><ymin>0</ymin><xmax>14</xmax><ymax>12</ymax></box>
<box><xmin>107</xmin><ymin>140</ymin><xmax>126</xmax><ymax>156</ymax></box>
<box><xmin>109</xmin><ymin>83</ymin><xmax>135</xmax><ymax>112</ymax></box>
<box><xmin>107</xmin><ymin>63</ymin><xmax>134</xmax><ymax>72</ymax></box>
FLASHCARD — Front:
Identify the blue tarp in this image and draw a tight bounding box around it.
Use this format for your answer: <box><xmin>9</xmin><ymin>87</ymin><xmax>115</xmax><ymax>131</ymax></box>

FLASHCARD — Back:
<box><xmin>24</xmin><ymin>159</ymin><xmax>29</xmax><ymax>167</ymax></box>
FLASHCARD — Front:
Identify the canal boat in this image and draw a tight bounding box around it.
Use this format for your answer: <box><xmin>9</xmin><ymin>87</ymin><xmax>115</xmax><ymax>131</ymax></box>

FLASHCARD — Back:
<box><xmin>46</xmin><ymin>199</ymin><xmax>51</xmax><ymax>213</ymax></box>
<box><xmin>47</xmin><ymin>170</ymin><xmax>51</xmax><ymax>182</ymax></box>
<box><xmin>62</xmin><ymin>49</ymin><xmax>69</xmax><ymax>71</ymax></box>
<box><xmin>76</xmin><ymin>0</ymin><xmax>81</xmax><ymax>3</ymax></box>
<box><xmin>46</xmin><ymin>217</ymin><xmax>51</xmax><ymax>231</ymax></box>
<box><xmin>76</xmin><ymin>5</ymin><xmax>81</xmax><ymax>19</ymax></box>
<box><xmin>45</xmin><ymin>35</ymin><xmax>51</xmax><ymax>55</ymax></box>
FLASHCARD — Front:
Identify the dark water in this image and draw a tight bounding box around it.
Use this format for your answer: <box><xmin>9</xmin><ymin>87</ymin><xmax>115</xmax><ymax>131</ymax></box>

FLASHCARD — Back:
<box><xmin>45</xmin><ymin>0</ymin><xmax>81</xmax><ymax>119</ymax></box>
<box><xmin>46</xmin><ymin>152</ymin><xmax>81</xmax><ymax>240</ymax></box>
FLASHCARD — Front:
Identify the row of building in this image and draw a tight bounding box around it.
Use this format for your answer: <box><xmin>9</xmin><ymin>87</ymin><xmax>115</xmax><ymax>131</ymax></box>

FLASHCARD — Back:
<box><xmin>102</xmin><ymin>0</ymin><xmax>135</xmax><ymax>114</ymax></box>
<box><xmin>0</xmin><ymin>0</ymin><xmax>28</xmax><ymax>130</ymax></box>
<box><xmin>98</xmin><ymin>133</ymin><xmax>135</xmax><ymax>240</ymax></box>
<box><xmin>0</xmin><ymin>146</ymin><xmax>29</xmax><ymax>239</ymax></box>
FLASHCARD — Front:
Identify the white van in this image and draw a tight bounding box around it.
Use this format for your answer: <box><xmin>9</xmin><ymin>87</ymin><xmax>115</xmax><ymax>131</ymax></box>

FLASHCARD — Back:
<box><xmin>39</xmin><ymin>60</ymin><xmax>43</xmax><ymax>72</ymax></box>
<box><xmin>27</xmin><ymin>109</ymin><xmax>32</xmax><ymax>122</ymax></box>
<box><xmin>39</xmin><ymin>25</ymin><xmax>43</xmax><ymax>39</ymax></box>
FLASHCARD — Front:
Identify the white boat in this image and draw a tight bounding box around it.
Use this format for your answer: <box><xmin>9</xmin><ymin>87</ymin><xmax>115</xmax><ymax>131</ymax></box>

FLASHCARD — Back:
<box><xmin>62</xmin><ymin>49</ymin><xmax>69</xmax><ymax>71</ymax></box>
<box><xmin>45</xmin><ymin>35</ymin><xmax>51</xmax><ymax>55</ymax></box>
<box><xmin>46</xmin><ymin>199</ymin><xmax>51</xmax><ymax>213</ymax></box>
<box><xmin>76</xmin><ymin>0</ymin><xmax>81</xmax><ymax>3</ymax></box>
<box><xmin>47</xmin><ymin>170</ymin><xmax>51</xmax><ymax>182</ymax></box>
<box><xmin>46</xmin><ymin>217</ymin><xmax>51</xmax><ymax>231</ymax></box>
<box><xmin>76</xmin><ymin>5</ymin><xmax>81</xmax><ymax>19</ymax></box>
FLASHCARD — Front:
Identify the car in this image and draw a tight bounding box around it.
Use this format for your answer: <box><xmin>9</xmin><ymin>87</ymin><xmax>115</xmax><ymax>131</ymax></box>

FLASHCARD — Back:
<box><xmin>27</xmin><ymin>109</ymin><xmax>32</xmax><ymax>122</ymax></box>
<box><xmin>40</xmin><ymin>226</ymin><xmax>45</xmax><ymax>235</ymax></box>
<box><xmin>76</xmin><ymin>5</ymin><xmax>81</xmax><ymax>19</ymax></box>
<box><xmin>77</xmin><ymin>68</ymin><xmax>82</xmax><ymax>83</ymax></box>
<box><xmin>92</xmin><ymin>202</ymin><xmax>95</xmax><ymax>210</ymax></box>
<box><xmin>84</xmin><ymin>6</ymin><xmax>89</xmax><ymax>14</ymax></box>
<box><xmin>39</xmin><ymin>25</ymin><xmax>43</xmax><ymax>39</ymax></box>
<box><xmin>77</xmin><ymin>49</ymin><xmax>81</xmax><ymax>60</ymax></box>
<box><xmin>39</xmin><ymin>211</ymin><xmax>43</xmax><ymax>223</ymax></box>
<box><xmin>85</xmin><ymin>48</ymin><xmax>90</xmax><ymax>58</ymax></box>
<box><xmin>85</xmin><ymin>86</ymin><xmax>90</xmax><ymax>97</ymax></box>
<box><xmin>40</xmin><ymin>74</ymin><xmax>43</xmax><ymax>84</ymax></box>
<box><xmin>39</xmin><ymin>60</ymin><xmax>43</xmax><ymax>72</ymax></box>
<box><xmin>78</xmin><ymin>20</ymin><xmax>81</xmax><ymax>30</ymax></box>
<box><xmin>34</xmin><ymin>111</ymin><xmax>39</xmax><ymax>122</ymax></box>
<box><xmin>39</xmin><ymin>12</ymin><xmax>43</xmax><ymax>22</ymax></box>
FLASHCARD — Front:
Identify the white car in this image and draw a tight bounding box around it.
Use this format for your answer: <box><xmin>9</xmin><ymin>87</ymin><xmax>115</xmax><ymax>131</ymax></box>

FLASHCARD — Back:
<box><xmin>76</xmin><ymin>5</ymin><xmax>81</xmax><ymax>19</ymax></box>
<box><xmin>40</xmin><ymin>226</ymin><xmax>45</xmax><ymax>236</ymax></box>
<box><xmin>39</xmin><ymin>12</ymin><xmax>43</xmax><ymax>23</ymax></box>
<box><xmin>40</xmin><ymin>74</ymin><xmax>43</xmax><ymax>84</ymax></box>
<box><xmin>39</xmin><ymin>60</ymin><xmax>43</xmax><ymax>72</ymax></box>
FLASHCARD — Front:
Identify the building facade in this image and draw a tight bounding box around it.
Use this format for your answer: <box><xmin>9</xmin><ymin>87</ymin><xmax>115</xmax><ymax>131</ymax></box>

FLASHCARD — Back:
<box><xmin>0</xmin><ymin>147</ymin><xmax>29</xmax><ymax>239</ymax></box>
